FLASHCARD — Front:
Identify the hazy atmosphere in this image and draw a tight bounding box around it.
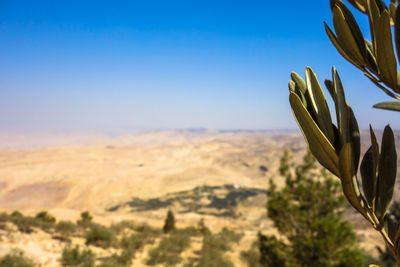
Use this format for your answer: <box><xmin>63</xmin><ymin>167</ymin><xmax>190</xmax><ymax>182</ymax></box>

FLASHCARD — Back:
<box><xmin>1</xmin><ymin>0</ymin><xmax>399</xmax><ymax>133</ymax></box>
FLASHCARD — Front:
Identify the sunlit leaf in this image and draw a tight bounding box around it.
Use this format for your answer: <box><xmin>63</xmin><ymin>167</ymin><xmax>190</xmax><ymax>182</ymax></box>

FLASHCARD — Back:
<box><xmin>289</xmin><ymin>92</ymin><xmax>340</xmax><ymax>177</ymax></box>
<box><xmin>332</xmin><ymin>5</ymin><xmax>365</xmax><ymax>66</ymax></box>
<box><xmin>376</xmin><ymin>11</ymin><xmax>397</xmax><ymax>89</ymax></box>
<box><xmin>339</xmin><ymin>143</ymin><xmax>366</xmax><ymax>215</ymax></box>
<box><xmin>305</xmin><ymin>67</ymin><xmax>335</xmax><ymax>144</ymax></box>
<box><xmin>373</xmin><ymin>101</ymin><xmax>400</xmax><ymax>111</ymax></box>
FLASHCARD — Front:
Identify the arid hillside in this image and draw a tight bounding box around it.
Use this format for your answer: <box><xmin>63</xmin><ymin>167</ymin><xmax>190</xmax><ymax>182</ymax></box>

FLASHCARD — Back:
<box><xmin>0</xmin><ymin>130</ymin><xmax>399</xmax><ymax>266</ymax></box>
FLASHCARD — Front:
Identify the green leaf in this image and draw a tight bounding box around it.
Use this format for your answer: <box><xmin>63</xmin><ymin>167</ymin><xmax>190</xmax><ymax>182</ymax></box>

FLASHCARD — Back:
<box><xmin>365</xmin><ymin>38</ymin><xmax>378</xmax><ymax>73</ymax></box>
<box><xmin>389</xmin><ymin>2</ymin><xmax>396</xmax><ymax>24</ymax></box>
<box><xmin>305</xmin><ymin>67</ymin><xmax>335</xmax><ymax>144</ymax></box>
<box><xmin>332</xmin><ymin>5</ymin><xmax>365</xmax><ymax>66</ymax></box>
<box><xmin>344</xmin><ymin>0</ymin><xmax>368</xmax><ymax>14</ymax></box>
<box><xmin>376</xmin><ymin>11</ymin><xmax>398</xmax><ymax>89</ymax></box>
<box><xmin>370</xmin><ymin>125</ymin><xmax>380</xmax><ymax>211</ymax></box>
<box><xmin>373</xmin><ymin>101</ymin><xmax>400</xmax><ymax>111</ymax></box>
<box><xmin>384</xmin><ymin>214</ymin><xmax>397</xmax><ymax>243</ymax></box>
<box><xmin>349</xmin><ymin>108</ymin><xmax>360</xmax><ymax>173</ymax></box>
<box><xmin>333</xmin><ymin>68</ymin><xmax>351</xmax><ymax>145</ymax></box>
<box><xmin>361</xmin><ymin>146</ymin><xmax>376</xmax><ymax>207</ymax></box>
<box><xmin>376</xmin><ymin>125</ymin><xmax>398</xmax><ymax>221</ymax></box>
<box><xmin>335</xmin><ymin>1</ymin><xmax>367</xmax><ymax>59</ymax></box>
<box><xmin>324</xmin><ymin>79</ymin><xmax>336</xmax><ymax>102</ymax></box>
<box><xmin>291</xmin><ymin>72</ymin><xmax>307</xmax><ymax>94</ymax></box>
<box><xmin>324</xmin><ymin>23</ymin><xmax>364</xmax><ymax>71</ymax></box>
<box><xmin>395</xmin><ymin>2</ymin><xmax>400</xmax><ymax>70</ymax></box>
<box><xmin>339</xmin><ymin>143</ymin><xmax>366</xmax><ymax>215</ymax></box>
<box><xmin>367</xmin><ymin>0</ymin><xmax>381</xmax><ymax>54</ymax></box>
<box><xmin>289</xmin><ymin>92</ymin><xmax>340</xmax><ymax>177</ymax></box>
<box><xmin>288</xmin><ymin>80</ymin><xmax>296</xmax><ymax>92</ymax></box>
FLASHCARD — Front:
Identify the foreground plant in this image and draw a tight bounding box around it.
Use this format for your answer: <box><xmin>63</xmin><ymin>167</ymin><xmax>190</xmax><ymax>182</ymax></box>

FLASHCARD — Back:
<box><xmin>289</xmin><ymin>0</ymin><xmax>400</xmax><ymax>264</ymax></box>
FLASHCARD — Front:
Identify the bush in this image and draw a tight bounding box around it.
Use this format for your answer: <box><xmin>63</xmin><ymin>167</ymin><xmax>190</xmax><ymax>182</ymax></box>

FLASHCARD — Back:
<box><xmin>60</xmin><ymin>245</ymin><xmax>95</xmax><ymax>267</ymax></box>
<box><xmin>77</xmin><ymin>211</ymin><xmax>93</xmax><ymax>228</ymax></box>
<box><xmin>35</xmin><ymin>211</ymin><xmax>56</xmax><ymax>224</ymax></box>
<box><xmin>55</xmin><ymin>221</ymin><xmax>77</xmax><ymax>240</ymax></box>
<box><xmin>218</xmin><ymin>227</ymin><xmax>242</xmax><ymax>244</ymax></box>
<box><xmin>10</xmin><ymin>211</ymin><xmax>23</xmax><ymax>217</ymax></box>
<box><xmin>120</xmin><ymin>234</ymin><xmax>145</xmax><ymax>251</ymax></box>
<box><xmin>85</xmin><ymin>224</ymin><xmax>116</xmax><ymax>248</ymax></box>
<box><xmin>240</xmin><ymin>248</ymin><xmax>262</xmax><ymax>267</ymax></box>
<box><xmin>109</xmin><ymin>220</ymin><xmax>136</xmax><ymax>234</ymax></box>
<box><xmin>97</xmin><ymin>250</ymin><xmax>133</xmax><ymax>267</ymax></box>
<box><xmin>11</xmin><ymin>215</ymin><xmax>48</xmax><ymax>233</ymax></box>
<box><xmin>0</xmin><ymin>249</ymin><xmax>35</xmax><ymax>267</ymax></box>
<box><xmin>146</xmin><ymin>229</ymin><xmax>192</xmax><ymax>266</ymax></box>
<box><xmin>194</xmin><ymin>233</ymin><xmax>234</xmax><ymax>267</ymax></box>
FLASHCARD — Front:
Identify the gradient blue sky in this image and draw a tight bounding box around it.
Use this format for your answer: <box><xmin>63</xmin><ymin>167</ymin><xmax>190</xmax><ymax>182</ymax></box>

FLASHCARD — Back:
<box><xmin>0</xmin><ymin>1</ymin><xmax>398</xmax><ymax>133</ymax></box>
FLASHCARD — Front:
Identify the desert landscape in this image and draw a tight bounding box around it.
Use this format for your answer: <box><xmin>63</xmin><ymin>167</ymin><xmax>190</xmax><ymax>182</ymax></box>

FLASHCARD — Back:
<box><xmin>0</xmin><ymin>130</ymin><xmax>398</xmax><ymax>266</ymax></box>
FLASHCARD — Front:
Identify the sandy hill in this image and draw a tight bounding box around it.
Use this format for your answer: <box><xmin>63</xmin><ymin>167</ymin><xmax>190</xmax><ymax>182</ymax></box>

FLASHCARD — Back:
<box><xmin>0</xmin><ymin>130</ymin><xmax>398</xmax><ymax>266</ymax></box>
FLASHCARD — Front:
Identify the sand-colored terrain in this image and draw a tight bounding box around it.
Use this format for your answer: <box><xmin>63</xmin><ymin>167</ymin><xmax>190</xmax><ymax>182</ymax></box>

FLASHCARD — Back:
<box><xmin>0</xmin><ymin>130</ymin><xmax>398</xmax><ymax>266</ymax></box>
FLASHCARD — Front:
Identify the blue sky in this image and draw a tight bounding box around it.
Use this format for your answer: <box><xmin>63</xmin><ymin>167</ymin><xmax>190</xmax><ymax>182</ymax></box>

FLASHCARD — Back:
<box><xmin>0</xmin><ymin>0</ymin><xmax>398</xmax><ymax>133</ymax></box>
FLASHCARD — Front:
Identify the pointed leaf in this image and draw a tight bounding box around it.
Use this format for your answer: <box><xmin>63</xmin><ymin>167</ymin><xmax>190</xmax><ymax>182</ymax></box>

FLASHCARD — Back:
<box><xmin>339</xmin><ymin>143</ymin><xmax>366</xmax><ymax>215</ymax></box>
<box><xmin>349</xmin><ymin>108</ymin><xmax>361</xmax><ymax>173</ymax></box>
<box><xmin>370</xmin><ymin>125</ymin><xmax>380</xmax><ymax>211</ymax></box>
<box><xmin>333</xmin><ymin>68</ymin><xmax>351</xmax><ymax>145</ymax></box>
<box><xmin>324</xmin><ymin>79</ymin><xmax>336</xmax><ymax>102</ymax></box>
<box><xmin>332</xmin><ymin>5</ymin><xmax>365</xmax><ymax>66</ymax></box>
<box><xmin>373</xmin><ymin>101</ymin><xmax>400</xmax><ymax>111</ymax></box>
<box><xmin>324</xmin><ymin>23</ymin><xmax>364</xmax><ymax>71</ymax></box>
<box><xmin>376</xmin><ymin>125</ymin><xmax>398</xmax><ymax>220</ymax></box>
<box><xmin>361</xmin><ymin>146</ymin><xmax>376</xmax><ymax>207</ymax></box>
<box><xmin>376</xmin><ymin>11</ymin><xmax>397</xmax><ymax>89</ymax></box>
<box><xmin>291</xmin><ymin>72</ymin><xmax>307</xmax><ymax>94</ymax></box>
<box><xmin>345</xmin><ymin>0</ymin><xmax>368</xmax><ymax>13</ymax></box>
<box><xmin>365</xmin><ymin>38</ymin><xmax>378</xmax><ymax>73</ymax></box>
<box><xmin>305</xmin><ymin>67</ymin><xmax>335</xmax><ymax>144</ymax></box>
<box><xmin>389</xmin><ymin>2</ymin><xmax>396</xmax><ymax>25</ymax></box>
<box><xmin>395</xmin><ymin>3</ymin><xmax>400</xmax><ymax>77</ymax></box>
<box><xmin>367</xmin><ymin>0</ymin><xmax>381</xmax><ymax>54</ymax></box>
<box><xmin>384</xmin><ymin>214</ymin><xmax>397</xmax><ymax>243</ymax></box>
<box><xmin>288</xmin><ymin>80</ymin><xmax>296</xmax><ymax>92</ymax></box>
<box><xmin>289</xmin><ymin>92</ymin><xmax>340</xmax><ymax>177</ymax></box>
<box><xmin>336</xmin><ymin>1</ymin><xmax>367</xmax><ymax>59</ymax></box>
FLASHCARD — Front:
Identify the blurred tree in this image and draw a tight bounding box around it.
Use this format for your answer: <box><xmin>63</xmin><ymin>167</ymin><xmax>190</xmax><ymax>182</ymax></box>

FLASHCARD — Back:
<box><xmin>163</xmin><ymin>210</ymin><xmax>176</xmax><ymax>234</ymax></box>
<box><xmin>259</xmin><ymin>150</ymin><xmax>365</xmax><ymax>266</ymax></box>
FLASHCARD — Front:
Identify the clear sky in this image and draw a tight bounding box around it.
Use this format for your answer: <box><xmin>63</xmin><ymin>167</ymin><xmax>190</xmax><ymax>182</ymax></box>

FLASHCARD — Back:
<box><xmin>0</xmin><ymin>0</ymin><xmax>399</xmax><ymax>133</ymax></box>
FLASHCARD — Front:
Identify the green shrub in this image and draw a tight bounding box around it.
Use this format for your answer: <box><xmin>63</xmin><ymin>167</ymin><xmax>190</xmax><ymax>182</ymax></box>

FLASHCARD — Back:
<box><xmin>11</xmin><ymin>216</ymin><xmax>43</xmax><ymax>233</ymax></box>
<box><xmin>109</xmin><ymin>220</ymin><xmax>136</xmax><ymax>234</ymax></box>
<box><xmin>146</xmin><ymin>230</ymin><xmax>192</xmax><ymax>266</ymax></box>
<box><xmin>10</xmin><ymin>211</ymin><xmax>23</xmax><ymax>217</ymax></box>
<box><xmin>55</xmin><ymin>221</ymin><xmax>77</xmax><ymax>240</ymax></box>
<box><xmin>133</xmin><ymin>224</ymin><xmax>161</xmax><ymax>243</ymax></box>
<box><xmin>35</xmin><ymin>211</ymin><xmax>56</xmax><ymax>224</ymax></box>
<box><xmin>77</xmin><ymin>211</ymin><xmax>93</xmax><ymax>228</ymax></box>
<box><xmin>60</xmin><ymin>245</ymin><xmax>95</xmax><ymax>267</ymax></box>
<box><xmin>120</xmin><ymin>234</ymin><xmax>145</xmax><ymax>251</ymax></box>
<box><xmin>0</xmin><ymin>249</ymin><xmax>35</xmax><ymax>267</ymax></box>
<box><xmin>195</xmin><ymin>234</ymin><xmax>234</xmax><ymax>267</ymax></box>
<box><xmin>97</xmin><ymin>250</ymin><xmax>133</xmax><ymax>267</ymax></box>
<box><xmin>240</xmin><ymin>248</ymin><xmax>262</xmax><ymax>267</ymax></box>
<box><xmin>218</xmin><ymin>227</ymin><xmax>242</xmax><ymax>244</ymax></box>
<box><xmin>85</xmin><ymin>224</ymin><xmax>116</xmax><ymax>248</ymax></box>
